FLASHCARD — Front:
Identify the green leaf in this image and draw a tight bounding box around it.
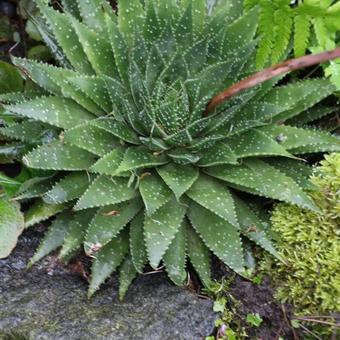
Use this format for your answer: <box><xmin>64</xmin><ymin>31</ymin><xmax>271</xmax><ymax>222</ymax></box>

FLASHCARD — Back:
<box><xmin>226</xmin><ymin>129</ymin><xmax>294</xmax><ymax>159</ymax></box>
<box><xmin>29</xmin><ymin>211</ymin><xmax>72</xmax><ymax>266</ymax></box>
<box><xmin>258</xmin><ymin>125</ymin><xmax>340</xmax><ymax>154</ymax></box>
<box><xmin>167</xmin><ymin>148</ymin><xmax>200</xmax><ymax>165</ymax></box>
<box><xmin>43</xmin><ymin>172</ymin><xmax>93</xmax><ymax>204</ymax></box>
<box><xmin>70</xmin><ymin>17</ymin><xmax>117</xmax><ymax>78</ymax></box>
<box><xmin>191</xmin><ymin>0</ymin><xmax>206</xmax><ymax>37</ymax></box>
<box><xmin>89</xmin><ymin>230</ymin><xmax>129</xmax><ymax>297</ymax></box>
<box><xmin>16</xmin><ymin>176</ymin><xmax>57</xmax><ymax>200</ymax></box>
<box><xmin>0</xmin><ymin>91</ymin><xmax>44</xmax><ymax>104</ymax></box>
<box><xmin>117</xmin><ymin>0</ymin><xmax>144</xmax><ymax>46</ymax></box>
<box><xmin>36</xmin><ymin>3</ymin><xmax>94</xmax><ymax>74</ymax></box>
<box><xmin>0</xmin><ymin>199</ymin><xmax>24</xmax><ymax>259</ymax></box>
<box><xmin>188</xmin><ymin>201</ymin><xmax>245</xmax><ymax>274</ymax></box>
<box><xmin>91</xmin><ymin>118</ymin><xmax>139</xmax><ymax>144</ymax></box>
<box><xmin>157</xmin><ymin>163</ymin><xmax>198</xmax><ymax>200</ymax></box>
<box><xmin>198</xmin><ymin>142</ymin><xmax>238</xmax><ymax>167</ymax></box>
<box><xmin>174</xmin><ymin>2</ymin><xmax>193</xmax><ymax>49</ymax></box>
<box><xmin>75</xmin><ymin>175</ymin><xmax>137</xmax><ymax>210</ymax></box>
<box><xmin>263</xmin><ymin>79</ymin><xmax>335</xmax><ymax>123</ymax></box>
<box><xmin>116</xmin><ymin>146</ymin><xmax>168</xmax><ymax>174</ymax></box>
<box><xmin>118</xmin><ymin>255</ymin><xmax>138</xmax><ymax>300</ymax></box>
<box><xmin>11</xmin><ymin>57</ymin><xmax>104</xmax><ymax>116</ymax></box>
<box><xmin>221</xmin><ymin>102</ymin><xmax>286</xmax><ymax>136</ymax></box>
<box><xmin>23</xmin><ymin>142</ymin><xmax>97</xmax><ymax>171</ymax></box>
<box><xmin>287</xmin><ymin>106</ymin><xmax>336</xmax><ymax>126</ymax></box>
<box><xmin>144</xmin><ymin>197</ymin><xmax>187</xmax><ymax>269</ymax></box>
<box><xmin>76</xmin><ymin>0</ymin><xmax>111</xmax><ymax>30</ymax></box>
<box><xmin>64</xmin><ymin>123</ymin><xmax>119</xmax><ymax>156</ymax></box>
<box><xmin>24</xmin><ymin>199</ymin><xmax>67</xmax><ymax>228</ymax></box>
<box><xmin>163</xmin><ymin>223</ymin><xmax>187</xmax><ymax>286</ymax></box>
<box><xmin>0</xmin><ymin>120</ymin><xmax>60</xmax><ymax>144</ymax></box>
<box><xmin>233</xmin><ymin>195</ymin><xmax>279</xmax><ymax>258</ymax></box>
<box><xmin>184</xmin><ymin>38</ymin><xmax>208</xmax><ymax>76</ymax></box>
<box><xmin>0</xmin><ymin>61</ymin><xmax>24</xmax><ymax>94</ymax></box>
<box><xmin>66</xmin><ymin>76</ymin><xmax>112</xmax><ymax>113</ymax></box>
<box><xmin>6</xmin><ymin>96</ymin><xmax>95</xmax><ymax>129</ymax></box>
<box><xmin>130</xmin><ymin>211</ymin><xmax>147</xmax><ymax>273</ymax></box>
<box><xmin>0</xmin><ymin>172</ymin><xmax>22</xmax><ymax>197</ymax></box>
<box><xmin>213</xmin><ymin>297</ymin><xmax>227</xmax><ymax>313</ymax></box>
<box><xmin>206</xmin><ymin>159</ymin><xmax>319</xmax><ymax>212</ymax></box>
<box><xmin>62</xmin><ymin>0</ymin><xmax>81</xmax><ymax>20</ymax></box>
<box><xmin>84</xmin><ymin>198</ymin><xmax>142</xmax><ymax>254</ymax></box>
<box><xmin>144</xmin><ymin>1</ymin><xmax>160</xmax><ymax>42</ymax></box>
<box><xmin>90</xmin><ymin>147</ymin><xmax>125</xmax><ymax>175</ymax></box>
<box><xmin>186</xmin><ymin>222</ymin><xmax>211</xmax><ymax>288</ymax></box>
<box><xmin>139</xmin><ymin>173</ymin><xmax>172</xmax><ymax>215</ymax></box>
<box><xmin>221</xmin><ymin>6</ymin><xmax>258</xmax><ymax>53</ymax></box>
<box><xmin>264</xmin><ymin>158</ymin><xmax>314</xmax><ymax>190</ymax></box>
<box><xmin>105</xmin><ymin>14</ymin><xmax>129</xmax><ymax>86</ymax></box>
<box><xmin>246</xmin><ymin>313</ymin><xmax>263</xmax><ymax>327</ymax></box>
<box><xmin>11</xmin><ymin>57</ymin><xmax>68</xmax><ymax>96</ymax></box>
<box><xmin>187</xmin><ymin>174</ymin><xmax>238</xmax><ymax>227</ymax></box>
<box><xmin>59</xmin><ymin>209</ymin><xmax>97</xmax><ymax>260</ymax></box>
<box><xmin>0</xmin><ymin>142</ymin><xmax>30</xmax><ymax>163</ymax></box>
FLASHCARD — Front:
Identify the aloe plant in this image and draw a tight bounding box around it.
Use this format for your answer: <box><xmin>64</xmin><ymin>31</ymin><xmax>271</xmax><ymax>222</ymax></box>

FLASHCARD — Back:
<box><xmin>0</xmin><ymin>0</ymin><xmax>339</xmax><ymax>299</ymax></box>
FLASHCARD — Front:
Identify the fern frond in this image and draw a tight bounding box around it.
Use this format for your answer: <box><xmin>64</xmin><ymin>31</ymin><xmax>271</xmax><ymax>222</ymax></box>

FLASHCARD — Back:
<box><xmin>294</xmin><ymin>13</ymin><xmax>312</xmax><ymax>57</ymax></box>
<box><xmin>256</xmin><ymin>0</ymin><xmax>275</xmax><ymax>68</ymax></box>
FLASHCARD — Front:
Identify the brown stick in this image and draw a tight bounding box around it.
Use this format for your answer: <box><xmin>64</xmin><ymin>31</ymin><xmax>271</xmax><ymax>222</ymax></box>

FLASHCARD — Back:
<box><xmin>205</xmin><ymin>47</ymin><xmax>340</xmax><ymax>115</ymax></box>
<box><xmin>293</xmin><ymin>317</ymin><xmax>340</xmax><ymax>328</ymax></box>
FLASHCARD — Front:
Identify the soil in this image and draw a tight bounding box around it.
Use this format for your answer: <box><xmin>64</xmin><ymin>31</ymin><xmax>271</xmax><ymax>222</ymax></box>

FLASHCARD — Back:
<box><xmin>211</xmin><ymin>261</ymin><xmax>299</xmax><ymax>340</ymax></box>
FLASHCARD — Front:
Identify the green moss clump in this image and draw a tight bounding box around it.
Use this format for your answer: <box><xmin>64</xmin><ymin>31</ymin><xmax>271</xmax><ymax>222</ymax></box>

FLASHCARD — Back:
<box><xmin>262</xmin><ymin>153</ymin><xmax>340</xmax><ymax>315</ymax></box>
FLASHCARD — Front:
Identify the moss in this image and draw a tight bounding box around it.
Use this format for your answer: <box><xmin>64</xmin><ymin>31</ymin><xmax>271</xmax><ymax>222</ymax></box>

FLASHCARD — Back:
<box><xmin>0</xmin><ymin>331</ymin><xmax>29</xmax><ymax>340</ymax></box>
<box><xmin>262</xmin><ymin>153</ymin><xmax>340</xmax><ymax>316</ymax></box>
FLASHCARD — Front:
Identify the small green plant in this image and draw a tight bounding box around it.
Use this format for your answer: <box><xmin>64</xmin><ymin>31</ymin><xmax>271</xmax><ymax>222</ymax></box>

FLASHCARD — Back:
<box><xmin>245</xmin><ymin>0</ymin><xmax>340</xmax><ymax>88</ymax></box>
<box><xmin>246</xmin><ymin>313</ymin><xmax>263</xmax><ymax>327</ymax></box>
<box><xmin>262</xmin><ymin>153</ymin><xmax>340</xmax><ymax>315</ymax></box>
<box><xmin>0</xmin><ymin>0</ymin><xmax>339</xmax><ymax>298</ymax></box>
<box><xmin>206</xmin><ymin>279</ymin><xmax>248</xmax><ymax>340</ymax></box>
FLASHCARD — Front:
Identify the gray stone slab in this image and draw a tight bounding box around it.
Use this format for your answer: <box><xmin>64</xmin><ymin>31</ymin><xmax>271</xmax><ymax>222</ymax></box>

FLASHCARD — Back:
<box><xmin>0</xmin><ymin>232</ymin><xmax>215</xmax><ymax>340</ymax></box>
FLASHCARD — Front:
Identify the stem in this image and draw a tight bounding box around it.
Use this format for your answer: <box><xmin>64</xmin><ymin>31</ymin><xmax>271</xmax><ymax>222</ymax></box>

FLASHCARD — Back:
<box><xmin>205</xmin><ymin>47</ymin><xmax>340</xmax><ymax>115</ymax></box>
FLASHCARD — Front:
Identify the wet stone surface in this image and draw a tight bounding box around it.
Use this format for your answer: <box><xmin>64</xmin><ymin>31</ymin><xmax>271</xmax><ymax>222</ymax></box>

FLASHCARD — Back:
<box><xmin>0</xmin><ymin>231</ymin><xmax>215</xmax><ymax>340</ymax></box>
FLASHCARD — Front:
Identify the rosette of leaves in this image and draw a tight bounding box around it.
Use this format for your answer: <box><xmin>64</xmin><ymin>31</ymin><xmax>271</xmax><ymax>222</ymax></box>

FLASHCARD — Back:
<box><xmin>1</xmin><ymin>0</ymin><xmax>340</xmax><ymax>299</ymax></box>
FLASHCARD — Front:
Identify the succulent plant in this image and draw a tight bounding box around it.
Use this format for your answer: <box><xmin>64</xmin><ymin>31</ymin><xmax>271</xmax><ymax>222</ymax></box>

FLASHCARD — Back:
<box><xmin>0</xmin><ymin>0</ymin><xmax>339</xmax><ymax>298</ymax></box>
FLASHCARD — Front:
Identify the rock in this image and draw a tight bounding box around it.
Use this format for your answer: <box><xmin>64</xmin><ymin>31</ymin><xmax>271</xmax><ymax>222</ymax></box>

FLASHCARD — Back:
<box><xmin>0</xmin><ymin>231</ymin><xmax>215</xmax><ymax>340</ymax></box>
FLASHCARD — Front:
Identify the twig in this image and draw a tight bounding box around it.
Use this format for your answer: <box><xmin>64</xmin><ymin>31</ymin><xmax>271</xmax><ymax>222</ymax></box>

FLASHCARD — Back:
<box><xmin>299</xmin><ymin>323</ymin><xmax>323</xmax><ymax>340</ymax></box>
<box><xmin>274</xmin><ymin>323</ymin><xmax>284</xmax><ymax>340</ymax></box>
<box><xmin>282</xmin><ymin>304</ymin><xmax>299</xmax><ymax>340</ymax></box>
<box><xmin>205</xmin><ymin>47</ymin><xmax>340</xmax><ymax>114</ymax></box>
<box><xmin>142</xmin><ymin>266</ymin><xmax>164</xmax><ymax>275</ymax></box>
<box><xmin>293</xmin><ymin>317</ymin><xmax>339</xmax><ymax>328</ymax></box>
<box><xmin>297</xmin><ymin>315</ymin><xmax>339</xmax><ymax>320</ymax></box>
